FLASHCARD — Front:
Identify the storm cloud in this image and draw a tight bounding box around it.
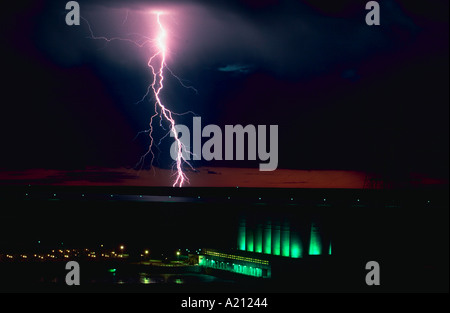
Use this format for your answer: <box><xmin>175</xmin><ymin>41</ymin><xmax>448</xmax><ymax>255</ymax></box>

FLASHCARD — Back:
<box><xmin>1</xmin><ymin>0</ymin><xmax>447</xmax><ymax>174</ymax></box>
<box><xmin>40</xmin><ymin>0</ymin><xmax>418</xmax><ymax>77</ymax></box>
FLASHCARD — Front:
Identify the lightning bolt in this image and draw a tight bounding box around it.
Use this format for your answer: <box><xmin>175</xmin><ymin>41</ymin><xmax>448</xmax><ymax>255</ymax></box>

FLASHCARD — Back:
<box><xmin>82</xmin><ymin>12</ymin><xmax>195</xmax><ymax>187</ymax></box>
<box><xmin>141</xmin><ymin>12</ymin><xmax>193</xmax><ymax>187</ymax></box>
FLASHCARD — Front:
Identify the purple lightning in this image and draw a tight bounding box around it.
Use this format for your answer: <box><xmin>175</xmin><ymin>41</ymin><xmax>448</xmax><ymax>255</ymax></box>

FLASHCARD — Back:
<box><xmin>141</xmin><ymin>12</ymin><xmax>193</xmax><ymax>187</ymax></box>
<box><xmin>82</xmin><ymin>12</ymin><xmax>195</xmax><ymax>187</ymax></box>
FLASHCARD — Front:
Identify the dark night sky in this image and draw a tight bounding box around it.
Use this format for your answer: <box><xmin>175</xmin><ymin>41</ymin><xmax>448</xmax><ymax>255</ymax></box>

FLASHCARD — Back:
<box><xmin>0</xmin><ymin>0</ymin><xmax>448</xmax><ymax>181</ymax></box>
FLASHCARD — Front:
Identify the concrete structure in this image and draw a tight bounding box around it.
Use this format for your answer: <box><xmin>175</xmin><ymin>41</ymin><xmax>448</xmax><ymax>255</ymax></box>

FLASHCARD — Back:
<box><xmin>199</xmin><ymin>249</ymin><xmax>271</xmax><ymax>278</ymax></box>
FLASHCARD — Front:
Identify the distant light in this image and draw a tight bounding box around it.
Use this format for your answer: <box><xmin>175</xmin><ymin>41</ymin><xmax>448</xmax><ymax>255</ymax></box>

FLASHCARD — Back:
<box><xmin>120</xmin><ymin>245</ymin><xmax>124</xmax><ymax>250</ymax></box>
<box><xmin>139</xmin><ymin>195</ymin><xmax>143</xmax><ymax>198</ymax></box>
<box><xmin>81</xmin><ymin>194</ymin><xmax>85</xmax><ymax>197</ymax></box>
<box><xmin>236</xmin><ymin>186</ymin><xmax>239</xmax><ymax>189</ymax></box>
<box><xmin>38</xmin><ymin>241</ymin><xmax>40</xmax><ymax>244</ymax></box>
<box><xmin>145</xmin><ymin>250</ymin><xmax>149</xmax><ymax>255</ymax></box>
<box><xmin>25</xmin><ymin>193</ymin><xmax>28</xmax><ymax>196</ymax></box>
<box><xmin>198</xmin><ymin>196</ymin><xmax>201</xmax><ymax>199</ymax></box>
<box><xmin>110</xmin><ymin>195</ymin><xmax>114</xmax><ymax>198</ymax></box>
<box><xmin>258</xmin><ymin>197</ymin><xmax>261</xmax><ymax>200</ymax></box>
<box><xmin>108</xmin><ymin>268</ymin><xmax>116</xmax><ymax>273</ymax></box>
<box><xmin>357</xmin><ymin>199</ymin><xmax>360</xmax><ymax>202</ymax></box>
<box><xmin>53</xmin><ymin>194</ymin><xmax>56</xmax><ymax>197</ymax></box>
<box><xmin>176</xmin><ymin>251</ymin><xmax>181</xmax><ymax>256</ymax></box>
<box><xmin>323</xmin><ymin>198</ymin><xmax>326</xmax><ymax>202</ymax></box>
<box><xmin>169</xmin><ymin>196</ymin><xmax>172</xmax><ymax>198</ymax></box>
<box><xmin>290</xmin><ymin>198</ymin><xmax>294</xmax><ymax>201</ymax></box>
<box><xmin>228</xmin><ymin>197</ymin><xmax>231</xmax><ymax>200</ymax></box>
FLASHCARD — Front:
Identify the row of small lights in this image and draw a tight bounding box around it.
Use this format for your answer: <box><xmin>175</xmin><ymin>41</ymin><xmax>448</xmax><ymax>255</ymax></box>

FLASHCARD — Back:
<box><xmin>3</xmin><ymin>247</ymin><xmax>204</xmax><ymax>259</ymax></box>
<box><xmin>1</xmin><ymin>245</ymin><xmax>130</xmax><ymax>260</ymax></box>
<box><xmin>20</xmin><ymin>183</ymin><xmax>434</xmax><ymax>201</ymax></box>
<box><xmin>2</xmin><ymin>254</ymin><xmax>71</xmax><ymax>260</ymax></box>
<box><xmin>2</xmin><ymin>251</ymin><xmax>179</xmax><ymax>260</ymax></box>
<box><xmin>178</xmin><ymin>248</ymin><xmax>202</xmax><ymax>255</ymax></box>
<box><xmin>21</xmin><ymin>193</ymin><xmax>373</xmax><ymax>203</ymax></box>
<box><xmin>20</xmin><ymin>191</ymin><xmax>434</xmax><ymax>205</ymax></box>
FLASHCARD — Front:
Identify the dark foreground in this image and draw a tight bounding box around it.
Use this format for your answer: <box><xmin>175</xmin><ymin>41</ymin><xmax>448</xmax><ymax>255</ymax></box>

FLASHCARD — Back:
<box><xmin>0</xmin><ymin>186</ymin><xmax>448</xmax><ymax>293</ymax></box>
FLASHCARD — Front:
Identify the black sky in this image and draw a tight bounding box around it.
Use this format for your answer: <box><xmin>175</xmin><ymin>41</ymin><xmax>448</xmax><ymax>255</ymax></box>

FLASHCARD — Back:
<box><xmin>0</xmin><ymin>0</ymin><xmax>448</xmax><ymax>179</ymax></box>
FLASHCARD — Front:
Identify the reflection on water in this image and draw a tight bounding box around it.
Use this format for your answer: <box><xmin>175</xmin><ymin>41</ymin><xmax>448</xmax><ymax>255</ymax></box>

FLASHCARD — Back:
<box><xmin>140</xmin><ymin>275</ymin><xmax>151</xmax><ymax>285</ymax></box>
<box><xmin>132</xmin><ymin>272</ymin><xmax>231</xmax><ymax>285</ymax></box>
<box><xmin>31</xmin><ymin>266</ymin><xmax>235</xmax><ymax>286</ymax></box>
<box><xmin>44</xmin><ymin>270</ymin><xmax>234</xmax><ymax>285</ymax></box>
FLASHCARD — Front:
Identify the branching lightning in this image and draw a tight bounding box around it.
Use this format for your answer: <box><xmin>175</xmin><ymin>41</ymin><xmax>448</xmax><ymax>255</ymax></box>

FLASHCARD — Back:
<box><xmin>141</xmin><ymin>12</ymin><xmax>194</xmax><ymax>187</ymax></box>
<box><xmin>82</xmin><ymin>12</ymin><xmax>196</xmax><ymax>187</ymax></box>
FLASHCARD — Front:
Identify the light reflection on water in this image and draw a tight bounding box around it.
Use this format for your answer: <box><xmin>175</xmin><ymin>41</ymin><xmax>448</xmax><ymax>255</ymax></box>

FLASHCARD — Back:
<box><xmin>35</xmin><ymin>269</ymin><xmax>235</xmax><ymax>285</ymax></box>
<box><xmin>102</xmin><ymin>271</ymin><xmax>233</xmax><ymax>285</ymax></box>
<box><xmin>133</xmin><ymin>272</ymin><xmax>230</xmax><ymax>285</ymax></box>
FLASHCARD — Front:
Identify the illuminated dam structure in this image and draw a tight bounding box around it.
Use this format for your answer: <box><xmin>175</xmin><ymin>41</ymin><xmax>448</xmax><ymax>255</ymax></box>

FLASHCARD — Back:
<box><xmin>200</xmin><ymin>216</ymin><xmax>332</xmax><ymax>278</ymax></box>
<box><xmin>238</xmin><ymin>218</ymin><xmax>332</xmax><ymax>258</ymax></box>
<box><xmin>199</xmin><ymin>249</ymin><xmax>271</xmax><ymax>278</ymax></box>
